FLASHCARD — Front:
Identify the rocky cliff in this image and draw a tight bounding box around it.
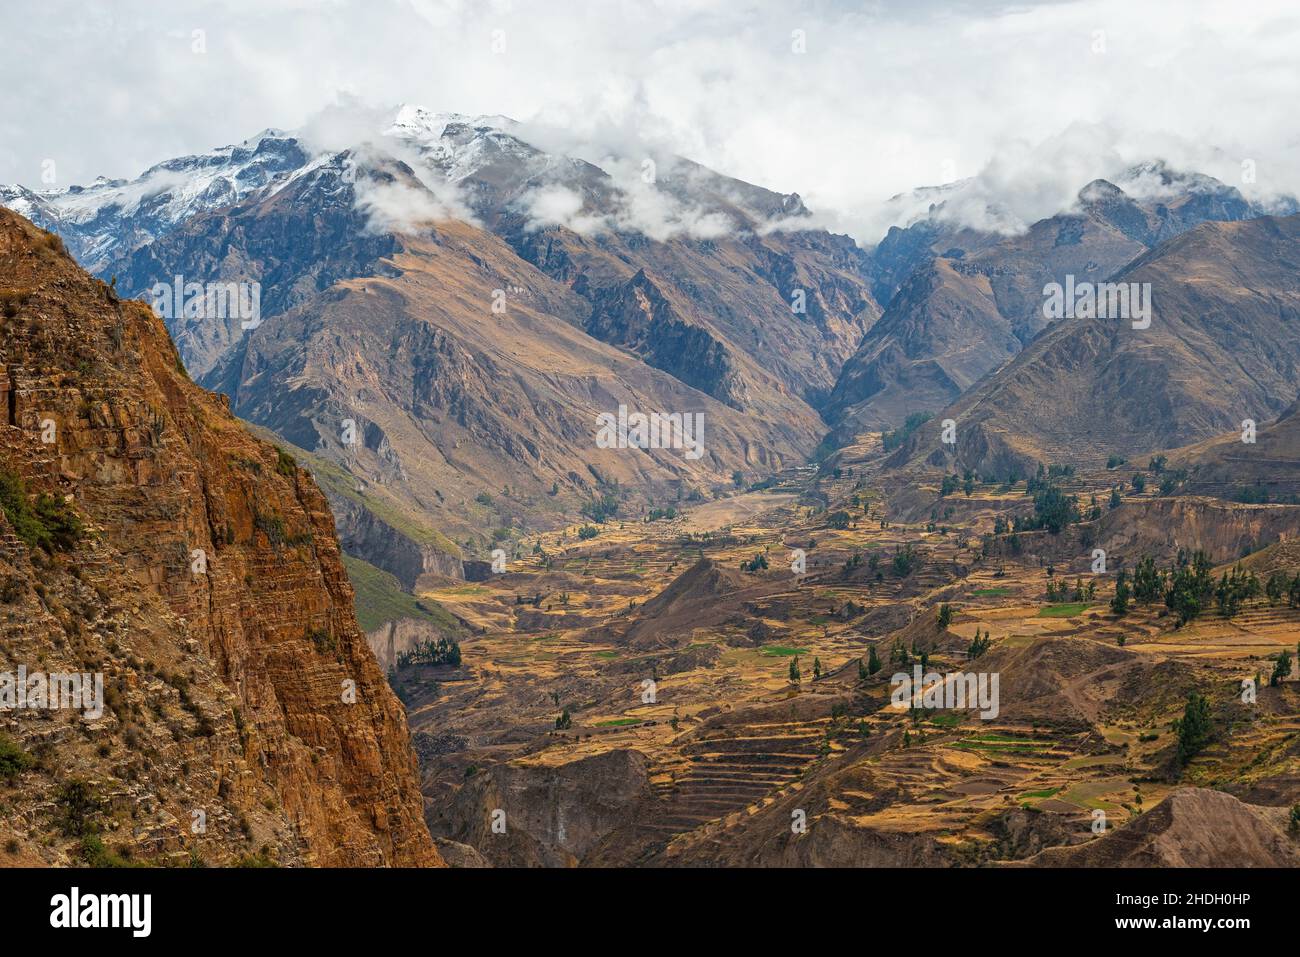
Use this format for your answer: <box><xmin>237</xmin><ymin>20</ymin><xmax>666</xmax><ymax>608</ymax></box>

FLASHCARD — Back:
<box><xmin>0</xmin><ymin>208</ymin><xmax>440</xmax><ymax>866</ymax></box>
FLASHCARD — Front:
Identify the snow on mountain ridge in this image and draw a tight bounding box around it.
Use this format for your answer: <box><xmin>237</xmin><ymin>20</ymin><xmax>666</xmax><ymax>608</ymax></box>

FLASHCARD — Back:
<box><xmin>0</xmin><ymin>104</ymin><xmax>815</xmax><ymax>267</ymax></box>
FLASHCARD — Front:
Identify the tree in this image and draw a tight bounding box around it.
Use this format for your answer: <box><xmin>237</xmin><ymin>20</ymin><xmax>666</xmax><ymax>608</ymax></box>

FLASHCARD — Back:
<box><xmin>1271</xmin><ymin>649</ymin><xmax>1293</xmax><ymax>687</ymax></box>
<box><xmin>1132</xmin><ymin>555</ymin><xmax>1164</xmax><ymax>604</ymax></box>
<box><xmin>788</xmin><ymin>656</ymin><xmax>801</xmax><ymax>685</ymax></box>
<box><xmin>1028</xmin><ymin>484</ymin><xmax>1079</xmax><ymax>534</ymax></box>
<box><xmin>1109</xmin><ymin>486</ymin><xmax>1122</xmax><ymax>510</ymax></box>
<box><xmin>867</xmin><ymin>644</ymin><xmax>882</xmax><ymax>675</ymax></box>
<box><xmin>1216</xmin><ymin>565</ymin><xmax>1254</xmax><ymax>619</ymax></box>
<box><xmin>813</xmin><ymin>657</ymin><xmax>822</xmax><ymax>680</ymax></box>
<box><xmin>1173</xmin><ymin>692</ymin><xmax>1213</xmax><ymax>768</ymax></box>
<box><xmin>1131</xmin><ymin>472</ymin><xmax>1146</xmax><ymax>494</ymax></box>
<box><xmin>1165</xmin><ymin>550</ymin><xmax>1214</xmax><ymax>627</ymax></box>
<box><xmin>889</xmin><ymin>641</ymin><xmax>909</xmax><ymax>668</ymax></box>
<box><xmin>937</xmin><ymin>603</ymin><xmax>953</xmax><ymax>628</ymax></box>
<box><xmin>892</xmin><ymin>544</ymin><xmax>919</xmax><ymax>577</ymax></box>
<box><xmin>1110</xmin><ymin>570</ymin><xmax>1130</xmax><ymax>615</ymax></box>
<box><xmin>555</xmin><ymin>709</ymin><xmax>572</xmax><ymax>730</ymax></box>
<box><xmin>857</xmin><ymin>658</ymin><xmax>868</xmax><ymax>682</ymax></box>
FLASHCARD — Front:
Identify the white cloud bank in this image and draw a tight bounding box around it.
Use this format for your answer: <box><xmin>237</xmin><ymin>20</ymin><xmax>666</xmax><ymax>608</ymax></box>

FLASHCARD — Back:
<box><xmin>2</xmin><ymin>0</ymin><xmax>1298</xmax><ymax>245</ymax></box>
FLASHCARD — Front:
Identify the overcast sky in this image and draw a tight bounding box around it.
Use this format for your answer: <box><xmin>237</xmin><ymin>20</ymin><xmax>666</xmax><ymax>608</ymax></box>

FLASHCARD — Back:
<box><xmin>4</xmin><ymin>0</ymin><xmax>1298</xmax><ymax>242</ymax></box>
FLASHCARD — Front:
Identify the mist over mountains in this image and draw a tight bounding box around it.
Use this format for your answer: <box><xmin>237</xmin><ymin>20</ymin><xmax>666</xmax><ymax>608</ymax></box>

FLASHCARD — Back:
<box><xmin>4</xmin><ymin>104</ymin><xmax>1293</xmax><ymax>589</ymax></box>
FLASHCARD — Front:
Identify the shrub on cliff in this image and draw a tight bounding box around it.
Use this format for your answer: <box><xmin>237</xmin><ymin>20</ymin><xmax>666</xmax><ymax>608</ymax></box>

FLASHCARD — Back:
<box><xmin>0</xmin><ymin>733</ymin><xmax>35</xmax><ymax>780</ymax></box>
<box><xmin>53</xmin><ymin>779</ymin><xmax>105</xmax><ymax>837</ymax></box>
<box><xmin>0</xmin><ymin>469</ymin><xmax>83</xmax><ymax>552</ymax></box>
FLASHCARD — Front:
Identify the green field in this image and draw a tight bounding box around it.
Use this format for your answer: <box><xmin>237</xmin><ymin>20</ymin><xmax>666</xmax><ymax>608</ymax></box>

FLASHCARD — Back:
<box><xmin>760</xmin><ymin>646</ymin><xmax>810</xmax><ymax>657</ymax></box>
<box><xmin>954</xmin><ymin>733</ymin><xmax>1055</xmax><ymax>755</ymax></box>
<box><xmin>1038</xmin><ymin>603</ymin><xmax>1090</xmax><ymax>617</ymax></box>
<box><xmin>971</xmin><ymin>587</ymin><xmax>1011</xmax><ymax>597</ymax></box>
<box><xmin>1020</xmin><ymin>786</ymin><xmax>1063</xmax><ymax>799</ymax></box>
<box><xmin>595</xmin><ymin>718</ymin><xmax>642</xmax><ymax>727</ymax></box>
<box><xmin>341</xmin><ymin>553</ymin><xmax>462</xmax><ymax>633</ymax></box>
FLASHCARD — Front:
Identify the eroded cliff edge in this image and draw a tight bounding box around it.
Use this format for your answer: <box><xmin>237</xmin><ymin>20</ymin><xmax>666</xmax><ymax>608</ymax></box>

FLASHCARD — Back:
<box><xmin>0</xmin><ymin>209</ymin><xmax>440</xmax><ymax>866</ymax></box>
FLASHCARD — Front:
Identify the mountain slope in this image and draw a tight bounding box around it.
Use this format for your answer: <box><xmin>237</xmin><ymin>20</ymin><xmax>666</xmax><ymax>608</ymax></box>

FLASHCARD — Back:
<box><xmin>121</xmin><ymin>159</ymin><xmax>816</xmax><ymax>581</ymax></box>
<box><xmin>0</xmin><ymin>131</ymin><xmax>310</xmax><ymax>274</ymax></box>
<box><xmin>883</xmin><ymin>212</ymin><xmax>1300</xmax><ymax>478</ymax></box>
<box><xmin>1025</xmin><ymin>789</ymin><xmax>1300</xmax><ymax>867</ymax></box>
<box><xmin>0</xmin><ymin>208</ymin><xmax>439</xmax><ymax>866</ymax></box>
<box><xmin>12</xmin><ymin>110</ymin><xmax>884</xmax><ymax>586</ymax></box>
<box><xmin>828</xmin><ymin>172</ymin><xmax>1285</xmax><ymax>433</ymax></box>
<box><xmin>1175</xmin><ymin>396</ymin><xmax>1300</xmax><ymax>501</ymax></box>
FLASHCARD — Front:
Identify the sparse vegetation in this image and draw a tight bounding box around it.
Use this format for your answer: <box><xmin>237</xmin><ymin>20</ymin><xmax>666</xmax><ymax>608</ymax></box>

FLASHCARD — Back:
<box><xmin>0</xmin><ymin>733</ymin><xmax>35</xmax><ymax>780</ymax></box>
<box><xmin>881</xmin><ymin>412</ymin><xmax>932</xmax><ymax>452</ymax></box>
<box><xmin>53</xmin><ymin>779</ymin><xmax>105</xmax><ymax>837</ymax></box>
<box><xmin>274</xmin><ymin>447</ymin><xmax>297</xmax><ymax>477</ymax></box>
<box><xmin>1173</xmin><ymin>691</ymin><xmax>1213</xmax><ymax>769</ymax></box>
<box><xmin>0</xmin><ymin>469</ymin><xmax>83</xmax><ymax>552</ymax></box>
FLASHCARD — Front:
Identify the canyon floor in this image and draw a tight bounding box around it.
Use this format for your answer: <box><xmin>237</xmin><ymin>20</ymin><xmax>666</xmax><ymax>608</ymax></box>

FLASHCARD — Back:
<box><xmin>391</xmin><ymin>444</ymin><xmax>1300</xmax><ymax>867</ymax></box>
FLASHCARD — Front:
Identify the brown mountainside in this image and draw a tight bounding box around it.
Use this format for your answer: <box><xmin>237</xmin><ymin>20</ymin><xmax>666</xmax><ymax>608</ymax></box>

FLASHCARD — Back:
<box><xmin>114</xmin><ymin>158</ymin><xmax>851</xmax><ymax>585</ymax></box>
<box><xmin>0</xmin><ymin>208</ymin><xmax>439</xmax><ymax>866</ymax></box>
<box><xmin>828</xmin><ymin>175</ymin><xmax>1276</xmax><ymax>434</ymax></box>
<box><xmin>883</xmin><ymin>213</ymin><xmax>1300</xmax><ymax>479</ymax></box>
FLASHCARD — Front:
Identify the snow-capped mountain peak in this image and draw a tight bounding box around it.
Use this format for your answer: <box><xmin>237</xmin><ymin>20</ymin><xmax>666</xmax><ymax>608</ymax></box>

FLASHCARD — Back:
<box><xmin>0</xmin><ymin>104</ymin><xmax>810</xmax><ymax>270</ymax></box>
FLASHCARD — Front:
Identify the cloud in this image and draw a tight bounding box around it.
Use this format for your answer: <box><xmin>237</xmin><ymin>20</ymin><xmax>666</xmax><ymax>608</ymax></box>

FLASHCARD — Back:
<box><xmin>514</xmin><ymin>155</ymin><xmax>737</xmax><ymax>241</ymax></box>
<box><xmin>352</xmin><ymin>175</ymin><xmax>458</xmax><ymax>236</ymax></box>
<box><xmin>519</xmin><ymin>185</ymin><xmax>604</xmax><ymax>234</ymax></box>
<box><xmin>295</xmin><ymin>101</ymin><xmax>480</xmax><ymax>233</ymax></box>
<box><xmin>2</xmin><ymin>0</ymin><xmax>1298</xmax><ymax>246</ymax></box>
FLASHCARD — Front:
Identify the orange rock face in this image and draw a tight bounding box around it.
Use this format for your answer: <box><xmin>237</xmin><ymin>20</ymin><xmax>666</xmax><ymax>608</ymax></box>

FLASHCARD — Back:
<box><xmin>0</xmin><ymin>208</ymin><xmax>440</xmax><ymax>866</ymax></box>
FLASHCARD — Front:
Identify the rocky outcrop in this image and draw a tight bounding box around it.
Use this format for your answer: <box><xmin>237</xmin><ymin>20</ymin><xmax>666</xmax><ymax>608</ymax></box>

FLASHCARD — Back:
<box><xmin>431</xmin><ymin>750</ymin><xmax>655</xmax><ymax>867</ymax></box>
<box><xmin>0</xmin><ymin>208</ymin><xmax>440</xmax><ymax>866</ymax></box>
<box><xmin>1024</xmin><ymin>788</ymin><xmax>1300</xmax><ymax>867</ymax></box>
<box><xmin>586</xmin><ymin>270</ymin><xmax>744</xmax><ymax>408</ymax></box>
<box><xmin>330</xmin><ymin>491</ymin><xmax>464</xmax><ymax>590</ymax></box>
<box><xmin>366</xmin><ymin>618</ymin><xmax>457</xmax><ymax>674</ymax></box>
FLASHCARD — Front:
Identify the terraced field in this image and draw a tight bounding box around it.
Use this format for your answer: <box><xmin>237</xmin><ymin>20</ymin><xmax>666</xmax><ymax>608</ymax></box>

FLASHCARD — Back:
<box><xmin>398</xmin><ymin>458</ymin><xmax>1300</xmax><ymax>867</ymax></box>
